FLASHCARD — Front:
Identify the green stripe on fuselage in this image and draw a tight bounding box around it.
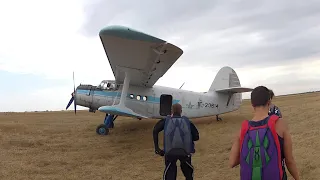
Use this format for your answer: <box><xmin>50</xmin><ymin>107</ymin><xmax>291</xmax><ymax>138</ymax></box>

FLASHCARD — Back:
<box><xmin>76</xmin><ymin>89</ymin><xmax>180</xmax><ymax>104</ymax></box>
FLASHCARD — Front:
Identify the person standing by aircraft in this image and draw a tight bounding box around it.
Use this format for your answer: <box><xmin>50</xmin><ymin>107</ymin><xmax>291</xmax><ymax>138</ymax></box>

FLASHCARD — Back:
<box><xmin>153</xmin><ymin>103</ymin><xmax>199</xmax><ymax>180</ymax></box>
<box><xmin>229</xmin><ymin>86</ymin><xmax>299</xmax><ymax>180</ymax></box>
<box><xmin>268</xmin><ymin>89</ymin><xmax>282</xmax><ymax>118</ymax></box>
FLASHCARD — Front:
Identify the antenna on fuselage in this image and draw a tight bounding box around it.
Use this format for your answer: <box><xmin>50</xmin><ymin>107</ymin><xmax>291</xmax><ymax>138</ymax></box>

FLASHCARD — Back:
<box><xmin>179</xmin><ymin>82</ymin><xmax>185</xmax><ymax>89</ymax></box>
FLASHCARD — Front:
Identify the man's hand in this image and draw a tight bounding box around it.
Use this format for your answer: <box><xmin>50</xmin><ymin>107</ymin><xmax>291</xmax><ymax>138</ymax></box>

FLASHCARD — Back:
<box><xmin>155</xmin><ymin>148</ymin><xmax>164</xmax><ymax>156</ymax></box>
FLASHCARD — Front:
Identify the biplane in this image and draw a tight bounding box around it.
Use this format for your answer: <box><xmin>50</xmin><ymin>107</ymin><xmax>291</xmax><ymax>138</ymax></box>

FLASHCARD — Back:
<box><xmin>66</xmin><ymin>25</ymin><xmax>253</xmax><ymax>135</ymax></box>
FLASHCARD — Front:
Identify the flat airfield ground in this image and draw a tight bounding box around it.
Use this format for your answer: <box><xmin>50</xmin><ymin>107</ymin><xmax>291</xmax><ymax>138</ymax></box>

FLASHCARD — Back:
<box><xmin>0</xmin><ymin>92</ymin><xmax>320</xmax><ymax>180</ymax></box>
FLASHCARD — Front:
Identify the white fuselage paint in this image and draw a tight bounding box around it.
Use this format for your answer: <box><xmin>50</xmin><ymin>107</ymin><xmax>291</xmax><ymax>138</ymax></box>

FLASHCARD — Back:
<box><xmin>75</xmin><ymin>83</ymin><xmax>242</xmax><ymax>119</ymax></box>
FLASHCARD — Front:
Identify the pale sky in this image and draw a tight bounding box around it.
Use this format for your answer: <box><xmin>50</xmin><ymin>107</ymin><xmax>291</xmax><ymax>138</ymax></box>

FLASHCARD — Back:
<box><xmin>1</xmin><ymin>0</ymin><xmax>320</xmax><ymax>112</ymax></box>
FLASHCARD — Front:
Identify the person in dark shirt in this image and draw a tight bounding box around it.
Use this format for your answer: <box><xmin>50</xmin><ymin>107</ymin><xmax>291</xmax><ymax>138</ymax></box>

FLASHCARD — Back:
<box><xmin>153</xmin><ymin>103</ymin><xmax>199</xmax><ymax>180</ymax></box>
<box><xmin>268</xmin><ymin>89</ymin><xmax>282</xmax><ymax>118</ymax></box>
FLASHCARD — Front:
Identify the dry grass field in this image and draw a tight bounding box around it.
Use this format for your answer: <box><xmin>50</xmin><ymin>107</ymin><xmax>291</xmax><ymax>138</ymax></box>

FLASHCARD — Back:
<box><xmin>1</xmin><ymin>92</ymin><xmax>320</xmax><ymax>180</ymax></box>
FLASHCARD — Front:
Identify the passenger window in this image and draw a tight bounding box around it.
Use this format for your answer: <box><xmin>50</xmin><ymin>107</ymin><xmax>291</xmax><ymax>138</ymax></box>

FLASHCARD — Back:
<box><xmin>143</xmin><ymin>96</ymin><xmax>147</xmax><ymax>101</ymax></box>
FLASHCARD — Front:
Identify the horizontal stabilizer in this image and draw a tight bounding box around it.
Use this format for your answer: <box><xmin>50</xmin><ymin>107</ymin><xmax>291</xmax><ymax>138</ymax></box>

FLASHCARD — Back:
<box><xmin>98</xmin><ymin>105</ymin><xmax>148</xmax><ymax>119</ymax></box>
<box><xmin>215</xmin><ymin>87</ymin><xmax>253</xmax><ymax>94</ymax></box>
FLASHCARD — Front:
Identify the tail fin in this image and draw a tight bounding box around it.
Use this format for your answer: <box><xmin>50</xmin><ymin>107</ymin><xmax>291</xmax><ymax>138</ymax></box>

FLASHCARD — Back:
<box><xmin>209</xmin><ymin>66</ymin><xmax>253</xmax><ymax>93</ymax></box>
<box><xmin>209</xmin><ymin>66</ymin><xmax>252</xmax><ymax>109</ymax></box>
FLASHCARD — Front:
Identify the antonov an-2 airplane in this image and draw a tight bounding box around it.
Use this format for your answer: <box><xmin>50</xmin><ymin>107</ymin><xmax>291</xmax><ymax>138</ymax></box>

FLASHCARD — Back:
<box><xmin>65</xmin><ymin>25</ymin><xmax>253</xmax><ymax>136</ymax></box>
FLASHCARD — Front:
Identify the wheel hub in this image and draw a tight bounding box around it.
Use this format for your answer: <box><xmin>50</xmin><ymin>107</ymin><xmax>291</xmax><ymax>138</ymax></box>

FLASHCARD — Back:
<box><xmin>99</xmin><ymin>128</ymin><xmax>106</xmax><ymax>134</ymax></box>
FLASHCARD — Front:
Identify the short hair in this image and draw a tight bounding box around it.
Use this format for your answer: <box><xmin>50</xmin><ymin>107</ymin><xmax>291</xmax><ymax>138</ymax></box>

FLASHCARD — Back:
<box><xmin>251</xmin><ymin>86</ymin><xmax>270</xmax><ymax>107</ymax></box>
<box><xmin>269</xmin><ymin>89</ymin><xmax>274</xmax><ymax>100</ymax></box>
<box><xmin>172</xmin><ymin>103</ymin><xmax>182</xmax><ymax>115</ymax></box>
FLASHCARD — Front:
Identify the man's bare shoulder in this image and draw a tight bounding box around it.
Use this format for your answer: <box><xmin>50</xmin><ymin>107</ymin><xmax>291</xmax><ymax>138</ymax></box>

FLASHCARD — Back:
<box><xmin>275</xmin><ymin>117</ymin><xmax>289</xmax><ymax>131</ymax></box>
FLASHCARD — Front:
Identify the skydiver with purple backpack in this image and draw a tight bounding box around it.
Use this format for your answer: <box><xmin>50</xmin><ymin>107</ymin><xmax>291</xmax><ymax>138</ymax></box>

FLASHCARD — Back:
<box><xmin>228</xmin><ymin>86</ymin><xmax>299</xmax><ymax>180</ymax></box>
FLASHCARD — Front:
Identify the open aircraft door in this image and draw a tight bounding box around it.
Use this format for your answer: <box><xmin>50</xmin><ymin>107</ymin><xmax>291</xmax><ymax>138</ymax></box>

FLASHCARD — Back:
<box><xmin>159</xmin><ymin>94</ymin><xmax>172</xmax><ymax>116</ymax></box>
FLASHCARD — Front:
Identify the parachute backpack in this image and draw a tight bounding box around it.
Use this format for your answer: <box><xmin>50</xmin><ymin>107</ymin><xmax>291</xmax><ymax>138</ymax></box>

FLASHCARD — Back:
<box><xmin>239</xmin><ymin>115</ymin><xmax>284</xmax><ymax>180</ymax></box>
<box><xmin>163</xmin><ymin>115</ymin><xmax>193</xmax><ymax>155</ymax></box>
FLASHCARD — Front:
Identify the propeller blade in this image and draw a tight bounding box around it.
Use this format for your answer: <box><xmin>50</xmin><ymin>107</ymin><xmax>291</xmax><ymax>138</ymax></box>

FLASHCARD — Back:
<box><xmin>74</xmin><ymin>96</ymin><xmax>77</xmax><ymax>114</ymax></box>
<box><xmin>66</xmin><ymin>96</ymin><xmax>74</xmax><ymax>110</ymax></box>
<box><xmin>73</xmin><ymin>71</ymin><xmax>75</xmax><ymax>92</ymax></box>
<box><xmin>73</xmin><ymin>71</ymin><xmax>77</xmax><ymax>115</ymax></box>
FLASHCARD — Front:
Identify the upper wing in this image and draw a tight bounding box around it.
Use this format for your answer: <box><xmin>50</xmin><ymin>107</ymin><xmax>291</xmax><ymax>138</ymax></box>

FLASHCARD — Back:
<box><xmin>215</xmin><ymin>87</ymin><xmax>253</xmax><ymax>94</ymax></box>
<box><xmin>99</xmin><ymin>25</ymin><xmax>183</xmax><ymax>87</ymax></box>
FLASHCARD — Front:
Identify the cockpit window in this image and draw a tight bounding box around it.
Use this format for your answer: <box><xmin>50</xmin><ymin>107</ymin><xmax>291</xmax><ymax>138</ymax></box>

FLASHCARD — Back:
<box><xmin>99</xmin><ymin>81</ymin><xmax>119</xmax><ymax>91</ymax></box>
<box><xmin>102</xmin><ymin>83</ymin><xmax>108</xmax><ymax>89</ymax></box>
<box><xmin>99</xmin><ymin>82</ymin><xmax>104</xmax><ymax>88</ymax></box>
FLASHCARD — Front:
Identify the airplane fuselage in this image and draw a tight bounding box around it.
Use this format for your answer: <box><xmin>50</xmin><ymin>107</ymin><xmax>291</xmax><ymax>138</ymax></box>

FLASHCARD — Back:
<box><xmin>75</xmin><ymin>81</ymin><xmax>242</xmax><ymax>119</ymax></box>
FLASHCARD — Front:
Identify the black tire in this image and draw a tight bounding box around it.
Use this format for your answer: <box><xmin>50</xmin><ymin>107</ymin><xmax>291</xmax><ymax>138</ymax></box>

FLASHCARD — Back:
<box><xmin>96</xmin><ymin>124</ymin><xmax>109</xmax><ymax>135</ymax></box>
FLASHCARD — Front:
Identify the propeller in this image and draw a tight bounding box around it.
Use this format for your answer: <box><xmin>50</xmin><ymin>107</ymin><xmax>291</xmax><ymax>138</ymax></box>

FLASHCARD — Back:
<box><xmin>66</xmin><ymin>71</ymin><xmax>77</xmax><ymax>114</ymax></box>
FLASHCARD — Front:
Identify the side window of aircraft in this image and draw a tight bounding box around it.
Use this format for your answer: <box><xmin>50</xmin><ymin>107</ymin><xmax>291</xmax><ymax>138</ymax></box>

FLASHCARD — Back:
<box><xmin>136</xmin><ymin>95</ymin><xmax>141</xmax><ymax>100</ymax></box>
<box><xmin>129</xmin><ymin>94</ymin><xmax>134</xmax><ymax>99</ymax></box>
<box><xmin>142</xmin><ymin>96</ymin><xmax>147</xmax><ymax>101</ymax></box>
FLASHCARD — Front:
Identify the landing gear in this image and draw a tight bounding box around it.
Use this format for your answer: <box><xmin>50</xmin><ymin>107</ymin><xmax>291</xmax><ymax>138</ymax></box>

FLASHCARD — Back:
<box><xmin>89</xmin><ymin>108</ymin><xmax>96</xmax><ymax>113</ymax></box>
<box><xmin>96</xmin><ymin>114</ymin><xmax>118</xmax><ymax>135</ymax></box>
<box><xmin>96</xmin><ymin>124</ymin><xmax>109</xmax><ymax>135</ymax></box>
<box><xmin>216</xmin><ymin>115</ymin><xmax>222</xmax><ymax>121</ymax></box>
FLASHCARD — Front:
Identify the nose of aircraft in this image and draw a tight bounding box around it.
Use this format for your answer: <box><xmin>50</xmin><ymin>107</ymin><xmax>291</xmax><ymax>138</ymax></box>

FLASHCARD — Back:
<box><xmin>66</xmin><ymin>91</ymin><xmax>77</xmax><ymax>114</ymax></box>
<box><xmin>65</xmin><ymin>72</ymin><xmax>77</xmax><ymax>114</ymax></box>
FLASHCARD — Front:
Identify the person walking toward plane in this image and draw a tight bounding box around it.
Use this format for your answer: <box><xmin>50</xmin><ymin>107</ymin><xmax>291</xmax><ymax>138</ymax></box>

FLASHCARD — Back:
<box><xmin>268</xmin><ymin>89</ymin><xmax>282</xmax><ymax>118</ymax></box>
<box><xmin>153</xmin><ymin>103</ymin><xmax>199</xmax><ymax>180</ymax></box>
<box><xmin>229</xmin><ymin>86</ymin><xmax>299</xmax><ymax>180</ymax></box>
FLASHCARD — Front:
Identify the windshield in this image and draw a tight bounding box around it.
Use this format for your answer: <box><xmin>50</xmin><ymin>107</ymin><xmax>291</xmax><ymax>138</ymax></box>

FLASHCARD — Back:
<box><xmin>99</xmin><ymin>81</ymin><xmax>119</xmax><ymax>91</ymax></box>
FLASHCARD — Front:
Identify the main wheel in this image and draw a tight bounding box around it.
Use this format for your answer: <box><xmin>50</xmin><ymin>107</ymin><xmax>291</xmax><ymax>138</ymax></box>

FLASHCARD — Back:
<box><xmin>96</xmin><ymin>124</ymin><xmax>109</xmax><ymax>135</ymax></box>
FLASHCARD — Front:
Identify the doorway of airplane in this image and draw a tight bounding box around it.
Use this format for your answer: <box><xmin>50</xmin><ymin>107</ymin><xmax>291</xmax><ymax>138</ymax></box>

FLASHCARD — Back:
<box><xmin>159</xmin><ymin>94</ymin><xmax>172</xmax><ymax>116</ymax></box>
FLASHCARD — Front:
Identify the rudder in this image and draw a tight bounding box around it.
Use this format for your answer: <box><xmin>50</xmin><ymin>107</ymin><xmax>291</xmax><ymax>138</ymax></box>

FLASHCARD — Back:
<box><xmin>209</xmin><ymin>66</ymin><xmax>241</xmax><ymax>92</ymax></box>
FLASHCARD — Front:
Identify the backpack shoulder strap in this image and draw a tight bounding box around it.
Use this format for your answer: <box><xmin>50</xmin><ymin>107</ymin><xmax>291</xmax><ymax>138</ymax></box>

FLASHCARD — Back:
<box><xmin>239</xmin><ymin>120</ymin><xmax>249</xmax><ymax>153</ymax></box>
<box><xmin>267</xmin><ymin>114</ymin><xmax>279</xmax><ymax>129</ymax></box>
<box><xmin>267</xmin><ymin>114</ymin><xmax>283</xmax><ymax>179</ymax></box>
<box><xmin>164</xmin><ymin>116</ymin><xmax>172</xmax><ymax>130</ymax></box>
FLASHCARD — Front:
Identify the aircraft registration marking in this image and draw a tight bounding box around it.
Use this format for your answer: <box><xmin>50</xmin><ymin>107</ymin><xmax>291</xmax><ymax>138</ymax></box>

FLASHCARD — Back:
<box><xmin>197</xmin><ymin>102</ymin><xmax>217</xmax><ymax>108</ymax></box>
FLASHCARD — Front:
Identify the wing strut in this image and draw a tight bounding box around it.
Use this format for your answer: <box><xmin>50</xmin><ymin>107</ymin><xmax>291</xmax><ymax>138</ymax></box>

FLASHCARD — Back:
<box><xmin>98</xmin><ymin>69</ymin><xmax>148</xmax><ymax>119</ymax></box>
<box><xmin>226</xmin><ymin>92</ymin><xmax>233</xmax><ymax>106</ymax></box>
<box><xmin>118</xmin><ymin>71</ymin><xmax>130</xmax><ymax>107</ymax></box>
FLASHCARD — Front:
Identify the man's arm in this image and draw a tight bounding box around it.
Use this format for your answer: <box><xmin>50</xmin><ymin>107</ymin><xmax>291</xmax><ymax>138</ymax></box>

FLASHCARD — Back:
<box><xmin>190</xmin><ymin>122</ymin><xmax>199</xmax><ymax>141</ymax></box>
<box><xmin>152</xmin><ymin>118</ymin><xmax>165</xmax><ymax>150</ymax></box>
<box><xmin>281</xmin><ymin>119</ymin><xmax>300</xmax><ymax>180</ymax></box>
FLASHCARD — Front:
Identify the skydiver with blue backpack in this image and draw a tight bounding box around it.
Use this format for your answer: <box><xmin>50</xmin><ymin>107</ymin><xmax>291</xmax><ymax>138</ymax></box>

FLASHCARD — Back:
<box><xmin>229</xmin><ymin>86</ymin><xmax>299</xmax><ymax>180</ymax></box>
<box><xmin>153</xmin><ymin>103</ymin><xmax>199</xmax><ymax>180</ymax></box>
